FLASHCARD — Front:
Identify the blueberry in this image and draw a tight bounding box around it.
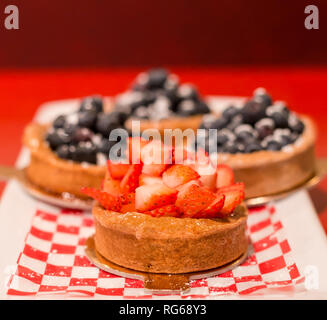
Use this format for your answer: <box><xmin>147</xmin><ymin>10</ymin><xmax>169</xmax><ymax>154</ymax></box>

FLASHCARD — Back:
<box><xmin>95</xmin><ymin>112</ymin><xmax>123</xmax><ymax>137</ymax></box>
<box><xmin>96</xmin><ymin>138</ymin><xmax>116</xmax><ymax>155</ymax></box>
<box><xmin>63</xmin><ymin>123</ymin><xmax>79</xmax><ymax>136</ymax></box>
<box><xmin>132</xmin><ymin>106</ymin><xmax>149</xmax><ymax>119</ymax></box>
<box><xmin>265</xmin><ymin>140</ymin><xmax>282</xmax><ymax>151</ymax></box>
<box><xmin>244</xmin><ymin>142</ymin><xmax>262</xmax><ymax>153</ymax></box>
<box><xmin>46</xmin><ymin>129</ymin><xmax>71</xmax><ymax>150</ymax></box>
<box><xmin>209</xmin><ymin>117</ymin><xmax>229</xmax><ymax>130</ymax></box>
<box><xmin>196</xmin><ymin>101</ymin><xmax>210</xmax><ymax>114</ymax></box>
<box><xmin>199</xmin><ymin>115</ymin><xmax>218</xmax><ymax>130</ymax></box>
<box><xmin>274</xmin><ymin>128</ymin><xmax>292</xmax><ymax>146</ymax></box>
<box><xmin>288</xmin><ymin>115</ymin><xmax>304</xmax><ymax>134</ymax></box>
<box><xmin>223</xmin><ymin>143</ymin><xmax>239</xmax><ymax>154</ymax></box>
<box><xmin>147</xmin><ymin>68</ymin><xmax>168</xmax><ymax>89</ymax></box>
<box><xmin>270</xmin><ymin>112</ymin><xmax>289</xmax><ymax>128</ymax></box>
<box><xmin>177</xmin><ymin>84</ymin><xmax>199</xmax><ymax>101</ymax></box>
<box><xmin>222</xmin><ymin>106</ymin><xmax>240</xmax><ymax>121</ymax></box>
<box><xmin>242</xmin><ymin>99</ymin><xmax>267</xmax><ymax>124</ymax></box>
<box><xmin>217</xmin><ymin>129</ymin><xmax>236</xmax><ymax>146</ymax></box>
<box><xmin>80</xmin><ymin>96</ymin><xmax>103</xmax><ymax>113</ymax></box>
<box><xmin>53</xmin><ymin>115</ymin><xmax>66</xmax><ymax>129</ymax></box>
<box><xmin>255</xmin><ymin>118</ymin><xmax>275</xmax><ymax>139</ymax></box>
<box><xmin>227</xmin><ymin>114</ymin><xmax>243</xmax><ymax>131</ymax></box>
<box><xmin>72</xmin><ymin>127</ymin><xmax>93</xmax><ymax>143</ymax></box>
<box><xmin>55</xmin><ymin>145</ymin><xmax>71</xmax><ymax>160</ymax></box>
<box><xmin>78</xmin><ymin>110</ymin><xmax>97</xmax><ymax>129</ymax></box>
<box><xmin>177</xmin><ymin>99</ymin><xmax>199</xmax><ymax>116</ymax></box>
<box><xmin>253</xmin><ymin>88</ymin><xmax>273</xmax><ymax>107</ymax></box>
<box><xmin>72</xmin><ymin>142</ymin><xmax>97</xmax><ymax>164</ymax></box>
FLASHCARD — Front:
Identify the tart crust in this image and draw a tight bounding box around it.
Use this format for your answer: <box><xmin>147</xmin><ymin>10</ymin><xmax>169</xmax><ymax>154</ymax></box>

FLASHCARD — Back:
<box><xmin>219</xmin><ymin>116</ymin><xmax>316</xmax><ymax>199</ymax></box>
<box><xmin>23</xmin><ymin>123</ymin><xmax>106</xmax><ymax>199</ymax></box>
<box><xmin>93</xmin><ymin>204</ymin><xmax>248</xmax><ymax>274</ymax></box>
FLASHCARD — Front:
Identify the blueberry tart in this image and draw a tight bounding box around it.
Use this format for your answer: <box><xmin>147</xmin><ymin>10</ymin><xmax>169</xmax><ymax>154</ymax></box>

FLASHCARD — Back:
<box><xmin>197</xmin><ymin>88</ymin><xmax>316</xmax><ymax>199</ymax></box>
<box><xmin>23</xmin><ymin>95</ymin><xmax>128</xmax><ymax>199</ymax></box>
<box><xmin>116</xmin><ymin>68</ymin><xmax>211</xmax><ymax>136</ymax></box>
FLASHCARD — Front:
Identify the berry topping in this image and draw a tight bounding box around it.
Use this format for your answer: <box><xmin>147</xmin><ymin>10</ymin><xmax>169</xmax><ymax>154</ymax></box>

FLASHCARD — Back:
<box><xmin>83</xmin><ymin>140</ymin><xmax>245</xmax><ymax>219</ymax></box>
<box><xmin>198</xmin><ymin>88</ymin><xmax>305</xmax><ymax>154</ymax></box>
<box><xmin>175</xmin><ymin>180</ymin><xmax>217</xmax><ymax>217</ymax></box>
<box><xmin>216</xmin><ymin>164</ymin><xmax>234</xmax><ymax>189</ymax></box>
<box><xmin>135</xmin><ymin>183</ymin><xmax>178</xmax><ymax>212</ymax></box>
<box><xmin>162</xmin><ymin>164</ymin><xmax>200</xmax><ymax>189</ymax></box>
<box><xmin>80</xmin><ymin>96</ymin><xmax>103</xmax><ymax>113</ymax></box>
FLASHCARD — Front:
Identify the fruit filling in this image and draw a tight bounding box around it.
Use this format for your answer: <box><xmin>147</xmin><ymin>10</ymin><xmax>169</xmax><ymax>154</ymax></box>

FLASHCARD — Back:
<box><xmin>114</xmin><ymin>68</ymin><xmax>210</xmax><ymax>120</ymax></box>
<box><xmin>198</xmin><ymin>88</ymin><xmax>305</xmax><ymax>153</ymax></box>
<box><xmin>81</xmin><ymin>137</ymin><xmax>244</xmax><ymax>219</ymax></box>
<box><xmin>45</xmin><ymin>96</ymin><xmax>129</xmax><ymax>165</ymax></box>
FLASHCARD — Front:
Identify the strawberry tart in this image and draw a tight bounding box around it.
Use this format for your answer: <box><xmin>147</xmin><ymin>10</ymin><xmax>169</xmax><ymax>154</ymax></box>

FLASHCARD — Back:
<box><xmin>83</xmin><ymin>138</ymin><xmax>248</xmax><ymax>274</ymax></box>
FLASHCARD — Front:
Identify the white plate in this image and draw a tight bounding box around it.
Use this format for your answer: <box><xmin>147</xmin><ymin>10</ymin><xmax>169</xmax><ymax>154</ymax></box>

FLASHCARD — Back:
<box><xmin>0</xmin><ymin>97</ymin><xmax>327</xmax><ymax>299</ymax></box>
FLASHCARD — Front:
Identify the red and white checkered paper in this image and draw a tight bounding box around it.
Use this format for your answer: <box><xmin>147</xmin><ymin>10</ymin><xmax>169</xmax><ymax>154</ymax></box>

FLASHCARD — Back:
<box><xmin>6</xmin><ymin>205</ymin><xmax>304</xmax><ymax>298</ymax></box>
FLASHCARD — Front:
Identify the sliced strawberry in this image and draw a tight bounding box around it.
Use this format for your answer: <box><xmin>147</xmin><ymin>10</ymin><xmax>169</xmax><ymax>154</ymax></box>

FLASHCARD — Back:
<box><xmin>172</xmin><ymin>147</ymin><xmax>189</xmax><ymax>164</ymax></box>
<box><xmin>162</xmin><ymin>164</ymin><xmax>200</xmax><ymax>188</ymax></box>
<box><xmin>139</xmin><ymin>174</ymin><xmax>163</xmax><ymax>186</ymax></box>
<box><xmin>216</xmin><ymin>164</ymin><xmax>234</xmax><ymax>188</ymax></box>
<box><xmin>143</xmin><ymin>204</ymin><xmax>181</xmax><ymax>218</ymax></box>
<box><xmin>102</xmin><ymin>178</ymin><xmax>123</xmax><ymax>196</ymax></box>
<box><xmin>107</xmin><ymin>160</ymin><xmax>129</xmax><ymax>179</ymax></box>
<box><xmin>217</xmin><ymin>182</ymin><xmax>245</xmax><ymax>193</ymax></box>
<box><xmin>194</xmin><ymin>194</ymin><xmax>225</xmax><ymax>218</ymax></box>
<box><xmin>191</xmin><ymin>162</ymin><xmax>217</xmax><ymax>191</ymax></box>
<box><xmin>81</xmin><ymin>187</ymin><xmax>121</xmax><ymax>211</ymax></box>
<box><xmin>126</xmin><ymin>137</ymin><xmax>148</xmax><ymax>164</ymax></box>
<box><xmin>119</xmin><ymin>193</ymin><xmax>136</xmax><ymax>213</ymax></box>
<box><xmin>218</xmin><ymin>189</ymin><xmax>245</xmax><ymax>216</ymax></box>
<box><xmin>120</xmin><ymin>163</ymin><xmax>143</xmax><ymax>193</ymax></box>
<box><xmin>175</xmin><ymin>180</ymin><xmax>217</xmax><ymax>217</ymax></box>
<box><xmin>141</xmin><ymin>140</ymin><xmax>172</xmax><ymax>176</ymax></box>
<box><xmin>135</xmin><ymin>183</ymin><xmax>177</xmax><ymax>212</ymax></box>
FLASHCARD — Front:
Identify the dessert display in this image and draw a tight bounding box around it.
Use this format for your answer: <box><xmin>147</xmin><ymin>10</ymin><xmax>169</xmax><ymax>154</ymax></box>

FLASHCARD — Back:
<box><xmin>23</xmin><ymin>96</ymin><xmax>128</xmax><ymax>199</ymax></box>
<box><xmin>114</xmin><ymin>68</ymin><xmax>211</xmax><ymax>135</ymax></box>
<box><xmin>197</xmin><ymin>88</ymin><xmax>316</xmax><ymax>199</ymax></box>
<box><xmin>82</xmin><ymin>138</ymin><xmax>248</xmax><ymax>274</ymax></box>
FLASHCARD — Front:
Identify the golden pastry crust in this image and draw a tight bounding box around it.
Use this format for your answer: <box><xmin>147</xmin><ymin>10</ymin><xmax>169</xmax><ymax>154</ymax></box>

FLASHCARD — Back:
<box><xmin>23</xmin><ymin>123</ymin><xmax>106</xmax><ymax>199</ymax></box>
<box><xmin>218</xmin><ymin>116</ymin><xmax>316</xmax><ymax>199</ymax></box>
<box><xmin>93</xmin><ymin>204</ymin><xmax>248</xmax><ymax>274</ymax></box>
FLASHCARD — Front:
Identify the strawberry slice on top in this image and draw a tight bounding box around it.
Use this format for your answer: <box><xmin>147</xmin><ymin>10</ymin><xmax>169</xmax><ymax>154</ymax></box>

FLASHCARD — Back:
<box><xmin>107</xmin><ymin>160</ymin><xmax>129</xmax><ymax>179</ymax></box>
<box><xmin>162</xmin><ymin>164</ymin><xmax>200</xmax><ymax>189</ymax></box>
<box><xmin>217</xmin><ymin>185</ymin><xmax>245</xmax><ymax>216</ymax></box>
<box><xmin>120</xmin><ymin>163</ymin><xmax>143</xmax><ymax>193</ymax></box>
<box><xmin>216</xmin><ymin>164</ymin><xmax>234</xmax><ymax>188</ymax></box>
<box><xmin>141</xmin><ymin>140</ymin><xmax>172</xmax><ymax>176</ymax></box>
<box><xmin>175</xmin><ymin>180</ymin><xmax>217</xmax><ymax>217</ymax></box>
<box><xmin>135</xmin><ymin>183</ymin><xmax>177</xmax><ymax>212</ymax></box>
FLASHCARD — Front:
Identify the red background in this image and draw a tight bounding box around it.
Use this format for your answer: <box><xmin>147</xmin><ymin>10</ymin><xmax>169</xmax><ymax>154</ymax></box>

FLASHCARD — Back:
<box><xmin>0</xmin><ymin>1</ymin><xmax>327</xmax><ymax>233</ymax></box>
<box><xmin>0</xmin><ymin>0</ymin><xmax>326</xmax><ymax>67</ymax></box>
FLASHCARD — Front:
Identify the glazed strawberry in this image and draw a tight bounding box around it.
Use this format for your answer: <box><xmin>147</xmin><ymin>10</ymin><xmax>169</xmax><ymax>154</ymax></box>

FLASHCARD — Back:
<box><xmin>81</xmin><ymin>187</ymin><xmax>121</xmax><ymax>211</ymax></box>
<box><xmin>162</xmin><ymin>164</ymin><xmax>200</xmax><ymax>188</ymax></box>
<box><xmin>141</xmin><ymin>140</ymin><xmax>172</xmax><ymax>176</ymax></box>
<box><xmin>218</xmin><ymin>188</ymin><xmax>245</xmax><ymax>216</ymax></box>
<box><xmin>107</xmin><ymin>160</ymin><xmax>129</xmax><ymax>179</ymax></box>
<box><xmin>191</xmin><ymin>162</ymin><xmax>217</xmax><ymax>191</ymax></box>
<box><xmin>144</xmin><ymin>204</ymin><xmax>181</xmax><ymax>218</ymax></box>
<box><xmin>119</xmin><ymin>193</ymin><xmax>136</xmax><ymax>213</ymax></box>
<box><xmin>172</xmin><ymin>147</ymin><xmax>189</xmax><ymax>164</ymax></box>
<box><xmin>216</xmin><ymin>164</ymin><xmax>234</xmax><ymax>188</ymax></box>
<box><xmin>194</xmin><ymin>193</ymin><xmax>225</xmax><ymax>219</ymax></box>
<box><xmin>135</xmin><ymin>183</ymin><xmax>178</xmax><ymax>212</ymax></box>
<box><xmin>126</xmin><ymin>137</ymin><xmax>148</xmax><ymax>164</ymax></box>
<box><xmin>120</xmin><ymin>163</ymin><xmax>143</xmax><ymax>193</ymax></box>
<box><xmin>175</xmin><ymin>180</ymin><xmax>217</xmax><ymax>217</ymax></box>
<box><xmin>103</xmin><ymin>178</ymin><xmax>123</xmax><ymax>196</ymax></box>
<box><xmin>139</xmin><ymin>174</ymin><xmax>163</xmax><ymax>186</ymax></box>
<box><xmin>218</xmin><ymin>182</ymin><xmax>245</xmax><ymax>193</ymax></box>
